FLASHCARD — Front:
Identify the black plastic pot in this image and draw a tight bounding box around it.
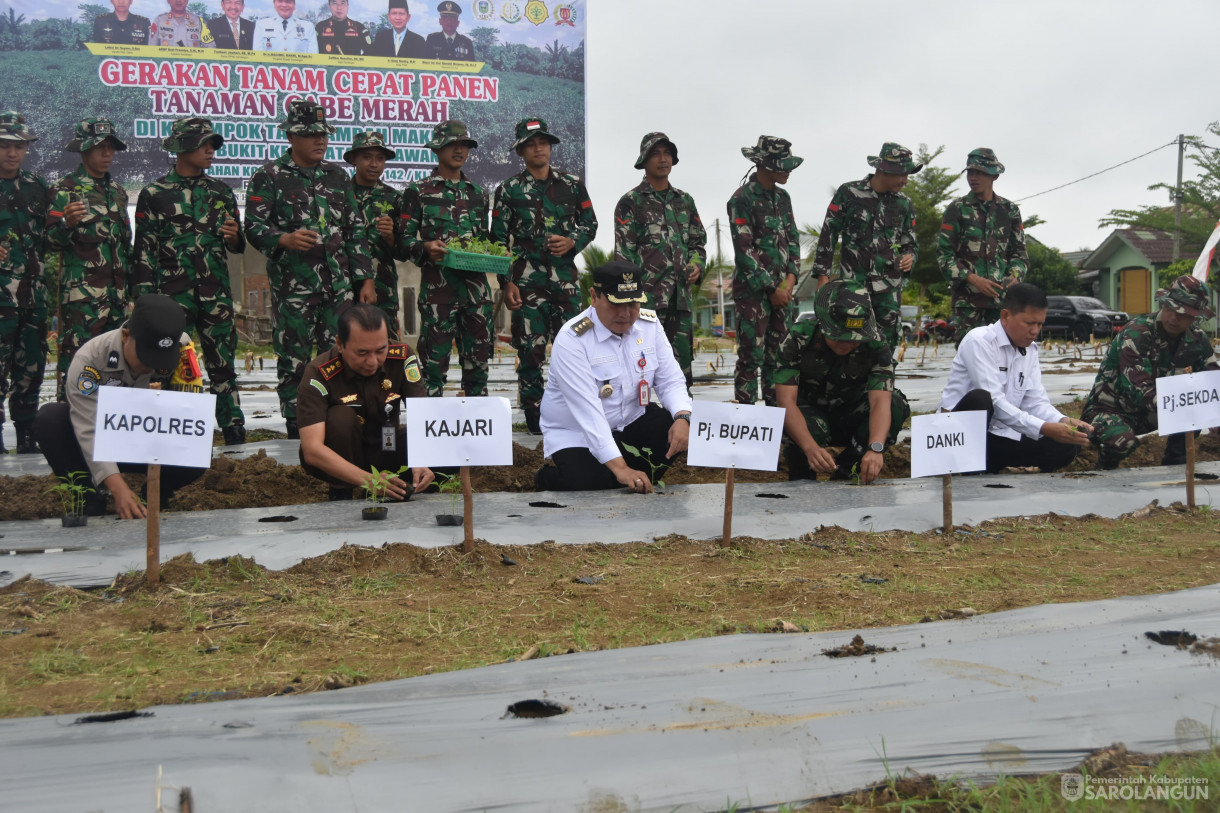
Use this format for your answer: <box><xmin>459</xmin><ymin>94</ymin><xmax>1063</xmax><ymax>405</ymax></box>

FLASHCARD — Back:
<box><xmin>435</xmin><ymin>514</ymin><xmax>463</xmax><ymax>526</ymax></box>
<box><xmin>61</xmin><ymin>515</ymin><xmax>87</xmax><ymax>528</ymax></box>
<box><xmin>361</xmin><ymin>506</ymin><xmax>388</xmax><ymax>521</ymax></box>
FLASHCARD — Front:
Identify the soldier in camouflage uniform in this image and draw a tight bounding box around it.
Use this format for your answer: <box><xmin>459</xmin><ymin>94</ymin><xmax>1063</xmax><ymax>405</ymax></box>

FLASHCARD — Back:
<box><xmin>727</xmin><ymin>135</ymin><xmax>802</xmax><ymax>406</ymax></box>
<box><xmin>613</xmin><ymin>132</ymin><xmax>707</xmax><ymax>388</ymax></box>
<box><xmin>397</xmin><ymin>120</ymin><xmax>492</xmax><ymax>397</ymax></box>
<box><xmin>47</xmin><ymin>118</ymin><xmax>132</xmax><ymax>401</ymax></box>
<box><xmin>1081</xmin><ymin>276</ymin><xmax>1219</xmax><ymax>469</ymax></box>
<box><xmin>938</xmin><ymin>148</ymin><xmax>1028</xmax><ymax>344</ymax></box>
<box><xmin>491</xmin><ymin>117</ymin><xmax>597</xmax><ymax>432</ymax></box>
<box><xmin>132</xmin><ymin>117</ymin><xmax>247</xmax><ymax>445</ymax></box>
<box><xmin>775</xmin><ymin>281</ymin><xmax>910</xmax><ymax>483</ymax></box>
<box><xmin>345</xmin><ymin>130</ymin><xmax>401</xmax><ymax>335</ymax></box>
<box><xmin>0</xmin><ymin>112</ymin><xmax>49</xmax><ymax>454</ymax></box>
<box><xmin>244</xmin><ymin>100</ymin><xmax>373</xmax><ymax>437</ymax></box>
<box><xmin>812</xmin><ymin>142</ymin><xmax>921</xmax><ymax>350</ymax></box>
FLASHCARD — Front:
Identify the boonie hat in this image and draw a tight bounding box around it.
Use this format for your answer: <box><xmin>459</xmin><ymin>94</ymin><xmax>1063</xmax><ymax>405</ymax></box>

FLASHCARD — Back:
<box><xmin>279</xmin><ymin>100</ymin><xmax>336</xmax><ymax>136</ymax></box>
<box><xmin>867</xmin><ymin>142</ymin><xmax>923</xmax><ymax>175</ymax></box>
<box><xmin>0</xmin><ymin>111</ymin><xmax>37</xmax><ymax>143</ymax></box>
<box><xmin>66</xmin><ymin>118</ymin><xmax>126</xmax><ymax>153</ymax></box>
<box><xmin>741</xmin><ymin>135</ymin><xmax>802</xmax><ymax>172</ymax></box>
<box><xmin>127</xmin><ymin>294</ymin><xmax>186</xmax><ymax>372</ymax></box>
<box><xmin>1157</xmin><ymin>275</ymin><xmax>1216</xmax><ymax>319</ymax></box>
<box><xmin>591</xmin><ymin>260</ymin><xmax>647</xmax><ymax>305</ymax></box>
<box><xmin>426</xmin><ymin>120</ymin><xmax>477</xmax><ymax>152</ymax></box>
<box><xmin>814</xmin><ymin>281</ymin><xmax>882</xmax><ymax>343</ymax></box>
<box><xmin>344</xmin><ymin>130</ymin><xmax>396</xmax><ymax>163</ymax></box>
<box><xmin>634</xmin><ymin>131</ymin><xmax>678</xmax><ymax>170</ymax></box>
<box><xmin>511</xmin><ymin>117</ymin><xmax>560</xmax><ymax>152</ymax></box>
<box><xmin>161</xmin><ymin>117</ymin><xmax>224</xmax><ymax>154</ymax></box>
<box><xmin>964</xmin><ymin>147</ymin><xmax>1004</xmax><ymax>176</ymax></box>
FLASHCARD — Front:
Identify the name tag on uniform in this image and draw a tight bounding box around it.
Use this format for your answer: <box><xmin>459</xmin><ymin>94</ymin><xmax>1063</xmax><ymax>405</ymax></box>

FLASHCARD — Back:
<box><xmin>638</xmin><ymin>380</ymin><xmax>650</xmax><ymax>406</ymax></box>
<box><xmin>382</xmin><ymin>425</ymin><xmax>397</xmax><ymax>451</ymax></box>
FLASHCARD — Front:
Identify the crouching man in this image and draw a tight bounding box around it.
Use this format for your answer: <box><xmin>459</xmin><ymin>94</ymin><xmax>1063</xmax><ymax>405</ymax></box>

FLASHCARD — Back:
<box><xmin>34</xmin><ymin>294</ymin><xmax>207</xmax><ymax>518</ymax></box>
<box><xmin>298</xmin><ymin>303</ymin><xmax>434</xmax><ymax>500</ymax></box>
<box><xmin>535</xmin><ymin>260</ymin><xmax>692</xmax><ymax>493</ymax></box>
<box><xmin>776</xmin><ymin>281</ymin><xmax>910</xmax><ymax>483</ymax></box>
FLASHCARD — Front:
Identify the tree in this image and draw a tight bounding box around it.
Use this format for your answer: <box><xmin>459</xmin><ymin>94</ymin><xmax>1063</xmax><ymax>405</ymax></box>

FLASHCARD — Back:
<box><xmin>188</xmin><ymin>2</ymin><xmax>209</xmax><ymax>17</ymax></box>
<box><xmin>468</xmin><ymin>26</ymin><xmax>498</xmax><ymax>54</ymax></box>
<box><xmin>76</xmin><ymin>3</ymin><xmax>107</xmax><ymax>25</ymax></box>
<box><xmin>904</xmin><ymin>144</ymin><xmax>960</xmax><ymax>294</ymax></box>
<box><xmin>1024</xmin><ymin>241</ymin><xmax>1080</xmax><ymax>295</ymax></box>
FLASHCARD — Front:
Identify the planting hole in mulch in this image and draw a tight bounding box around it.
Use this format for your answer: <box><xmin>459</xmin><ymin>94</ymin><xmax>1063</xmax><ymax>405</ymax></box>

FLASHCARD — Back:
<box><xmin>74</xmin><ymin>710</ymin><xmax>154</xmax><ymax>725</ymax></box>
<box><xmin>984</xmin><ymin>484</ymin><xmax>1014</xmax><ymax>489</ymax></box>
<box><xmin>1145</xmin><ymin>630</ymin><xmax>1197</xmax><ymax>647</ymax></box>
<box><xmin>822</xmin><ymin>634</ymin><xmax>896</xmax><ymax>658</ymax></box>
<box><xmin>505</xmin><ymin>699</ymin><xmax>568</xmax><ymax>719</ymax></box>
<box><xmin>755</xmin><ymin>493</ymin><xmax>789</xmax><ymax>499</ymax></box>
<box><xmin>528</xmin><ymin>501</ymin><xmax>566</xmax><ymax>508</ymax></box>
<box><xmin>257</xmin><ymin>515</ymin><xmax>298</xmax><ymax>523</ymax></box>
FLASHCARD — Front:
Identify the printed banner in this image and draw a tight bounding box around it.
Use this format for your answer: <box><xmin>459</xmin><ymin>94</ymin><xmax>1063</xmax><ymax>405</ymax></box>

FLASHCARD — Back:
<box><xmin>406</xmin><ymin>395</ymin><xmax>512</xmax><ymax>467</ymax></box>
<box><xmin>1156</xmin><ymin>370</ymin><xmax>1220</xmax><ymax>435</ymax></box>
<box><xmin>5</xmin><ymin>1</ymin><xmax>586</xmax><ymax>201</ymax></box>
<box><xmin>93</xmin><ymin>386</ymin><xmax>217</xmax><ymax>467</ymax></box>
<box><xmin>686</xmin><ymin>400</ymin><xmax>785</xmax><ymax>472</ymax></box>
<box><xmin>910</xmin><ymin>411</ymin><xmax>987</xmax><ymax>478</ymax></box>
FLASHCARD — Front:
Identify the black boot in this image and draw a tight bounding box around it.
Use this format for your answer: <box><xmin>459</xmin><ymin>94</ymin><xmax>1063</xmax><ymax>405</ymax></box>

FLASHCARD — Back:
<box><xmin>524</xmin><ymin>406</ymin><xmax>541</xmax><ymax>435</ymax></box>
<box><xmin>1161</xmin><ymin>432</ymin><xmax>1192</xmax><ymax>467</ymax></box>
<box><xmin>285</xmin><ymin>419</ymin><xmax>299</xmax><ymax>439</ymax></box>
<box><xmin>15</xmin><ymin>427</ymin><xmax>37</xmax><ymax>454</ymax></box>
<box><xmin>222</xmin><ymin>423</ymin><xmax>247</xmax><ymax>446</ymax></box>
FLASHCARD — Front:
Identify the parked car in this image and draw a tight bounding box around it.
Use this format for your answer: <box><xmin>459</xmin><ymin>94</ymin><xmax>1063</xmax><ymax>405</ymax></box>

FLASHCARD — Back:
<box><xmin>1043</xmin><ymin>296</ymin><xmax>1129</xmax><ymax>341</ymax></box>
<box><xmin>900</xmin><ymin>304</ymin><xmax>920</xmax><ymax>341</ymax></box>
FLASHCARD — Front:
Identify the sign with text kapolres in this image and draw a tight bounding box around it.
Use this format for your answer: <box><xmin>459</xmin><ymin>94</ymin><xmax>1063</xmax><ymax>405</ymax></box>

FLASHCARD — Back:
<box><xmin>1156</xmin><ymin>370</ymin><xmax>1220</xmax><ymax>435</ymax></box>
<box><xmin>686</xmin><ymin>401</ymin><xmax>785</xmax><ymax>471</ymax></box>
<box><xmin>93</xmin><ymin>387</ymin><xmax>217</xmax><ymax>468</ymax></box>
<box><xmin>910</xmin><ymin>411</ymin><xmax>987</xmax><ymax>478</ymax></box>
<box><xmin>407</xmin><ymin>396</ymin><xmax>512</xmax><ymax>467</ymax></box>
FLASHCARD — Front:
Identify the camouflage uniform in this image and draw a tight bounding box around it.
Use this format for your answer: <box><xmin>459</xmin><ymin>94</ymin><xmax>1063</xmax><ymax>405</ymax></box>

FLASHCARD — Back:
<box><xmin>132</xmin><ymin>118</ymin><xmax>245</xmax><ymax>435</ymax></box>
<box><xmin>727</xmin><ymin>135</ymin><xmax>802</xmax><ymax>405</ymax></box>
<box><xmin>775</xmin><ymin>281</ymin><xmax>909</xmax><ymax>478</ymax></box>
<box><xmin>243</xmin><ymin>101</ymin><xmax>372</xmax><ymax>426</ymax></box>
<box><xmin>0</xmin><ymin>112</ymin><xmax>49</xmax><ymax>452</ymax></box>
<box><xmin>490</xmin><ymin>117</ymin><xmax>597</xmax><ymax>411</ymax></box>
<box><xmin>346</xmin><ymin>131</ymin><xmax>403</xmax><ymax>336</ymax></box>
<box><xmin>614</xmin><ymin>132</ymin><xmax>706</xmax><ymax>387</ymax></box>
<box><xmin>938</xmin><ymin>148</ymin><xmax>1027</xmax><ymax>342</ymax></box>
<box><xmin>1081</xmin><ymin>278</ymin><xmax>1219</xmax><ymax>468</ymax></box>
<box><xmin>46</xmin><ymin>119</ymin><xmax>132</xmax><ymax>401</ymax></box>
<box><xmin>812</xmin><ymin>142</ymin><xmax>921</xmax><ymax>349</ymax></box>
<box><xmin>397</xmin><ymin>121</ymin><xmax>492</xmax><ymax>397</ymax></box>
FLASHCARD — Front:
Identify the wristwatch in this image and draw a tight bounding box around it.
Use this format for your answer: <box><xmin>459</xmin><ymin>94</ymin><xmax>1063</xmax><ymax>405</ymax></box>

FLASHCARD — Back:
<box><xmin>675</xmin><ymin>413</ymin><xmax>691</xmax><ymax>423</ymax></box>
<box><xmin>868</xmin><ymin>441</ymin><xmax>885</xmax><ymax>454</ymax></box>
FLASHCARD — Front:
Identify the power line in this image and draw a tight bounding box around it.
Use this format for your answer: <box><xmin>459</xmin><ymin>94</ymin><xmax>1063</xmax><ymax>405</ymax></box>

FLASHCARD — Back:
<box><xmin>1015</xmin><ymin>141</ymin><xmax>1177</xmax><ymax>203</ymax></box>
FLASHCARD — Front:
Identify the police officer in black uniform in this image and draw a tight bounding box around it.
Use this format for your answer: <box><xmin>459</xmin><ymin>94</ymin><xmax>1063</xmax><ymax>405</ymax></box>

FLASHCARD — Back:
<box><xmin>90</xmin><ymin>0</ymin><xmax>151</xmax><ymax>44</ymax></box>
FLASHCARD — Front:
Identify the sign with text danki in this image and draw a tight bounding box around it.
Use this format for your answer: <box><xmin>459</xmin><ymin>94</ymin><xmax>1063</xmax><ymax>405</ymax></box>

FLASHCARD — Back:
<box><xmin>407</xmin><ymin>396</ymin><xmax>513</xmax><ymax>467</ymax></box>
<box><xmin>93</xmin><ymin>387</ymin><xmax>217</xmax><ymax>468</ymax></box>
<box><xmin>1156</xmin><ymin>370</ymin><xmax>1220</xmax><ymax>435</ymax></box>
<box><xmin>910</xmin><ymin>411</ymin><xmax>987</xmax><ymax>478</ymax></box>
<box><xmin>8</xmin><ymin>1</ymin><xmax>586</xmax><ymax>199</ymax></box>
<box><xmin>686</xmin><ymin>401</ymin><xmax>785</xmax><ymax>471</ymax></box>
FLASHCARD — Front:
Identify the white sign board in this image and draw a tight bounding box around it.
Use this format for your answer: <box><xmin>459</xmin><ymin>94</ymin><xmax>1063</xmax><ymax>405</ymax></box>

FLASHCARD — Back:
<box><xmin>1156</xmin><ymin>370</ymin><xmax>1220</xmax><ymax>435</ymax></box>
<box><xmin>910</xmin><ymin>411</ymin><xmax>988</xmax><ymax>478</ymax></box>
<box><xmin>93</xmin><ymin>387</ymin><xmax>217</xmax><ymax>468</ymax></box>
<box><xmin>686</xmin><ymin>400</ymin><xmax>785</xmax><ymax>471</ymax></box>
<box><xmin>406</xmin><ymin>396</ymin><xmax>513</xmax><ymax>467</ymax></box>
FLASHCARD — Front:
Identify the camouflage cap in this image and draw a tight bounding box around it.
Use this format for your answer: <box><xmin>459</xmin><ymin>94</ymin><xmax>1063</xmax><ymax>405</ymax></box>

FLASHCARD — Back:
<box><xmin>426</xmin><ymin>120</ymin><xmax>477</xmax><ymax>153</ymax></box>
<box><xmin>0</xmin><ymin>111</ymin><xmax>37</xmax><ymax>143</ymax></box>
<box><xmin>741</xmin><ymin>135</ymin><xmax>803</xmax><ymax>172</ymax></box>
<box><xmin>591</xmin><ymin>260</ymin><xmax>647</xmax><ymax>304</ymax></box>
<box><xmin>814</xmin><ymin>280</ymin><xmax>881</xmax><ymax>343</ymax></box>
<box><xmin>437</xmin><ymin>1</ymin><xmax>461</xmax><ymax>14</ymax></box>
<box><xmin>634</xmin><ymin>131</ymin><xmax>678</xmax><ymax>170</ymax></box>
<box><xmin>344</xmin><ymin>130</ymin><xmax>396</xmax><ymax>163</ymax></box>
<box><xmin>867</xmin><ymin>142</ymin><xmax>923</xmax><ymax>175</ymax></box>
<box><xmin>65</xmin><ymin>118</ymin><xmax>127</xmax><ymax>153</ymax></box>
<box><xmin>161</xmin><ymin>117</ymin><xmax>224</xmax><ymax>154</ymax></box>
<box><xmin>511</xmin><ymin>117</ymin><xmax>560</xmax><ymax>151</ymax></box>
<box><xmin>1157</xmin><ymin>275</ymin><xmax>1216</xmax><ymax>319</ymax></box>
<box><xmin>278</xmin><ymin>100</ymin><xmax>336</xmax><ymax>136</ymax></box>
<box><xmin>964</xmin><ymin>147</ymin><xmax>1005</xmax><ymax>176</ymax></box>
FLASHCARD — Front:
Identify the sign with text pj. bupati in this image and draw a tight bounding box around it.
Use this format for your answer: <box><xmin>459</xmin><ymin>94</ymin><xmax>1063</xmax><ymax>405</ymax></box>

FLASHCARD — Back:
<box><xmin>910</xmin><ymin>411</ymin><xmax>987</xmax><ymax>478</ymax></box>
<box><xmin>686</xmin><ymin>401</ymin><xmax>785</xmax><ymax>471</ymax></box>
<box><xmin>93</xmin><ymin>386</ymin><xmax>217</xmax><ymax>468</ymax></box>
<box><xmin>407</xmin><ymin>396</ymin><xmax>512</xmax><ymax>467</ymax></box>
<box><xmin>8</xmin><ymin>1</ymin><xmax>586</xmax><ymax>202</ymax></box>
<box><xmin>1156</xmin><ymin>370</ymin><xmax>1220</xmax><ymax>435</ymax></box>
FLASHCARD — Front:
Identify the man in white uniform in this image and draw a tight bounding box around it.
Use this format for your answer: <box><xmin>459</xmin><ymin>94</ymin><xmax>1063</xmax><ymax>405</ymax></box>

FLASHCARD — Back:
<box><xmin>939</xmin><ymin>282</ymin><xmax>1092</xmax><ymax>472</ymax></box>
<box><xmin>536</xmin><ymin>261</ymin><xmax>692</xmax><ymax>492</ymax></box>
<box><xmin>253</xmin><ymin>0</ymin><xmax>318</xmax><ymax>53</ymax></box>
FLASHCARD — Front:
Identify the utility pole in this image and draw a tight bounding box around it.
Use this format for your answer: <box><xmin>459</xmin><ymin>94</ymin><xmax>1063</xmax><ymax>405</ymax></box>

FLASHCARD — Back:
<box><xmin>1173</xmin><ymin>133</ymin><xmax>1185</xmax><ymax>262</ymax></box>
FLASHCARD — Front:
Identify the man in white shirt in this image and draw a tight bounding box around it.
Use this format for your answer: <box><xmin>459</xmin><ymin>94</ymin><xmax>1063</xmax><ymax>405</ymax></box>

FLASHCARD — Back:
<box><xmin>253</xmin><ymin>0</ymin><xmax>318</xmax><ymax>53</ymax></box>
<box><xmin>939</xmin><ymin>283</ymin><xmax>1092</xmax><ymax>472</ymax></box>
<box><xmin>536</xmin><ymin>261</ymin><xmax>692</xmax><ymax>492</ymax></box>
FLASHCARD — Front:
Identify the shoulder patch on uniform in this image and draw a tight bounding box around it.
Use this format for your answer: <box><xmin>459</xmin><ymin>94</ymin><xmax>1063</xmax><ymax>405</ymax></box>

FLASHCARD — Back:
<box><xmin>320</xmin><ymin>357</ymin><xmax>344</xmax><ymax>381</ymax></box>
<box><xmin>638</xmin><ymin>308</ymin><xmax>658</xmax><ymax>322</ymax></box>
<box><xmin>77</xmin><ymin>366</ymin><xmax>101</xmax><ymax>397</ymax></box>
<box><xmin>405</xmin><ymin>355</ymin><xmax>421</xmax><ymax>383</ymax></box>
<box><xmin>309</xmin><ymin>379</ymin><xmax>328</xmax><ymax>397</ymax></box>
<box><xmin>386</xmin><ymin>344</ymin><xmax>407</xmax><ymax>360</ymax></box>
<box><xmin>572</xmin><ymin>317</ymin><xmax>595</xmax><ymax>335</ymax></box>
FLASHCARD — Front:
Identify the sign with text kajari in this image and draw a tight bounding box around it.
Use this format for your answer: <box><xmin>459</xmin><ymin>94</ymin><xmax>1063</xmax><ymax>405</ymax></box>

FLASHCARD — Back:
<box><xmin>686</xmin><ymin>401</ymin><xmax>785</xmax><ymax>471</ymax></box>
<box><xmin>910</xmin><ymin>411</ymin><xmax>987</xmax><ymax>478</ymax></box>
<box><xmin>1156</xmin><ymin>370</ymin><xmax>1220</xmax><ymax>435</ymax></box>
<box><xmin>6</xmin><ymin>1</ymin><xmax>586</xmax><ymax>201</ymax></box>
<box><xmin>93</xmin><ymin>386</ymin><xmax>217</xmax><ymax>467</ymax></box>
<box><xmin>406</xmin><ymin>395</ymin><xmax>512</xmax><ymax>467</ymax></box>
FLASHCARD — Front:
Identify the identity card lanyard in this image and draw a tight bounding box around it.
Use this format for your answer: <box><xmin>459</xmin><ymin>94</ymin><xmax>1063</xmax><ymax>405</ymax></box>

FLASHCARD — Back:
<box><xmin>637</xmin><ymin>350</ymin><xmax>650</xmax><ymax>406</ymax></box>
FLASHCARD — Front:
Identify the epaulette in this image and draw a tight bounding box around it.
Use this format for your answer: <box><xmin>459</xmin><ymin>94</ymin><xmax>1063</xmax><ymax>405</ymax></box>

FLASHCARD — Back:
<box><xmin>386</xmin><ymin>344</ymin><xmax>408</xmax><ymax>360</ymax></box>
<box><xmin>638</xmin><ymin>308</ymin><xmax>658</xmax><ymax>323</ymax></box>
<box><xmin>319</xmin><ymin>357</ymin><xmax>344</xmax><ymax>381</ymax></box>
<box><xmin>572</xmin><ymin>317</ymin><xmax>594</xmax><ymax>335</ymax></box>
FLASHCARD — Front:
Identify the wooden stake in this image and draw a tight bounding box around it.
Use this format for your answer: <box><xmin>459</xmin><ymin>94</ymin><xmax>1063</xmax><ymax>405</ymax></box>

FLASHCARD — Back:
<box><xmin>1186</xmin><ymin>432</ymin><xmax>1197</xmax><ymax>509</ymax></box>
<box><xmin>461</xmin><ymin>465</ymin><xmax>474</xmax><ymax>553</ymax></box>
<box><xmin>146</xmin><ymin>383</ymin><xmax>162</xmax><ymax>589</ymax></box>
<box><xmin>721</xmin><ymin>467</ymin><xmax>735</xmax><ymax>548</ymax></box>
<box><xmin>942</xmin><ymin>473</ymin><xmax>953</xmax><ymax>533</ymax></box>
